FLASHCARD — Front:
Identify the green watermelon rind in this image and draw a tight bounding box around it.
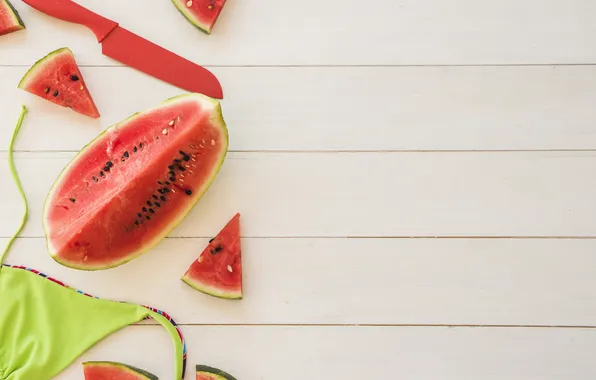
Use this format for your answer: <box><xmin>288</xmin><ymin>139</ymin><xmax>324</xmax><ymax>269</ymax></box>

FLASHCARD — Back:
<box><xmin>2</xmin><ymin>0</ymin><xmax>25</xmax><ymax>30</ymax></box>
<box><xmin>17</xmin><ymin>47</ymin><xmax>72</xmax><ymax>90</ymax></box>
<box><xmin>170</xmin><ymin>0</ymin><xmax>221</xmax><ymax>35</ymax></box>
<box><xmin>42</xmin><ymin>93</ymin><xmax>229</xmax><ymax>271</ymax></box>
<box><xmin>181</xmin><ymin>272</ymin><xmax>243</xmax><ymax>300</ymax></box>
<box><xmin>196</xmin><ymin>364</ymin><xmax>238</xmax><ymax>380</ymax></box>
<box><xmin>82</xmin><ymin>361</ymin><xmax>159</xmax><ymax>380</ymax></box>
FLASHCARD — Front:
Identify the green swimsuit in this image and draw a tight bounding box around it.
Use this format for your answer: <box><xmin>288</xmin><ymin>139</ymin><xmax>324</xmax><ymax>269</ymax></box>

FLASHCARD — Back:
<box><xmin>0</xmin><ymin>106</ymin><xmax>186</xmax><ymax>380</ymax></box>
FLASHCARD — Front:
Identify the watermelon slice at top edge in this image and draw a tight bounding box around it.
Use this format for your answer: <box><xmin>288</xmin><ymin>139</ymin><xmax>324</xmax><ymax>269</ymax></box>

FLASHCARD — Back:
<box><xmin>195</xmin><ymin>365</ymin><xmax>238</xmax><ymax>380</ymax></box>
<box><xmin>83</xmin><ymin>361</ymin><xmax>158</xmax><ymax>380</ymax></box>
<box><xmin>171</xmin><ymin>0</ymin><xmax>226</xmax><ymax>34</ymax></box>
<box><xmin>0</xmin><ymin>0</ymin><xmax>25</xmax><ymax>37</ymax></box>
<box><xmin>182</xmin><ymin>213</ymin><xmax>242</xmax><ymax>299</ymax></box>
<box><xmin>42</xmin><ymin>93</ymin><xmax>228</xmax><ymax>271</ymax></box>
<box><xmin>18</xmin><ymin>47</ymin><xmax>100</xmax><ymax>119</ymax></box>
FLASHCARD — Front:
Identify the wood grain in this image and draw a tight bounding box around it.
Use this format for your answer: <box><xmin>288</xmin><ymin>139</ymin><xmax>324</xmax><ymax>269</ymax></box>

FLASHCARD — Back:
<box><xmin>1</xmin><ymin>151</ymin><xmax>596</xmax><ymax>238</ymax></box>
<box><xmin>4</xmin><ymin>237</ymin><xmax>596</xmax><ymax>327</ymax></box>
<box><xmin>3</xmin><ymin>65</ymin><xmax>596</xmax><ymax>152</ymax></box>
<box><xmin>2</xmin><ymin>0</ymin><xmax>596</xmax><ymax>66</ymax></box>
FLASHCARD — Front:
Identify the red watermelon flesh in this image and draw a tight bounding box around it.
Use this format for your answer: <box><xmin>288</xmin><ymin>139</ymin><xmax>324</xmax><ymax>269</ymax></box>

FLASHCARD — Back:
<box><xmin>18</xmin><ymin>47</ymin><xmax>100</xmax><ymax>119</ymax></box>
<box><xmin>171</xmin><ymin>0</ymin><xmax>226</xmax><ymax>34</ymax></box>
<box><xmin>196</xmin><ymin>365</ymin><xmax>238</xmax><ymax>380</ymax></box>
<box><xmin>43</xmin><ymin>93</ymin><xmax>228</xmax><ymax>270</ymax></box>
<box><xmin>0</xmin><ymin>0</ymin><xmax>25</xmax><ymax>37</ymax></box>
<box><xmin>83</xmin><ymin>361</ymin><xmax>158</xmax><ymax>380</ymax></box>
<box><xmin>182</xmin><ymin>213</ymin><xmax>242</xmax><ymax>299</ymax></box>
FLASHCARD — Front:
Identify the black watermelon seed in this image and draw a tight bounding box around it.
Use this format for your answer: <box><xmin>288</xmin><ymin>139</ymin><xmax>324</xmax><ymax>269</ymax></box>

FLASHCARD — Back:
<box><xmin>158</xmin><ymin>189</ymin><xmax>164</xmax><ymax>194</ymax></box>
<box><xmin>182</xmin><ymin>155</ymin><xmax>190</xmax><ymax>162</ymax></box>
<box><xmin>103</xmin><ymin>166</ymin><xmax>110</xmax><ymax>172</ymax></box>
<box><xmin>139</xmin><ymin>143</ymin><xmax>144</xmax><ymax>149</ymax></box>
<box><xmin>168</xmin><ymin>165</ymin><xmax>174</xmax><ymax>170</ymax></box>
<box><xmin>133</xmin><ymin>146</ymin><xmax>138</xmax><ymax>153</ymax></box>
<box><xmin>124</xmin><ymin>151</ymin><xmax>129</xmax><ymax>158</ymax></box>
<box><xmin>210</xmin><ymin>245</ymin><xmax>223</xmax><ymax>255</ymax></box>
<box><xmin>165</xmin><ymin>181</ymin><xmax>170</xmax><ymax>185</ymax></box>
<box><xmin>160</xmin><ymin>196</ymin><xmax>166</xmax><ymax>202</ymax></box>
<box><xmin>185</xmin><ymin>189</ymin><xmax>193</xmax><ymax>196</ymax></box>
<box><xmin>147</xmin><ymin>201</ymin><xmax>153</xmax><ymax>206</ymax></box>
<box><xmin>179</xmin><ymin>150</ymin><xmax>187</xmax><ymax>156</ymax></box>
<box><xmin>152</xmin><ymin>195</ymin><xmax>159</xmax><ymax>200</ymax></box>
<box><xmin>149</xmin><ymin>208</ymin><xmax>155</xmax><ymax>214</ymax></box>
<box><xmin>71</xmin><ymin>75</ymin><xmax>79</xmax><ymax>81</ymax></box>
<box><xmin>174</xmin><ymin>159</ymin><xmax>182</xmax><ymax>164</ymax></box>
<box><xmin>164</xmin><ymin>188</ymin><xmax>171</xmax><ymax>193</ymax></box>
<box><xmin>154</xmin><ymin>202</ymin><xmax>161</xmax><ymax>207</ymax></box>
<box><xmin>100</xmin><ymin>171</ymin><xmax>105</xmax><ymax>177</ymax></box>
<box><xmin>209</xmin><ymin>238</ymin><xmax>215</xmax><ymax>243</ymax></box>
<box><xmin>92</xmin><ymin>176</ymin><xmax>98</xmax><ymax>182</ymax></box>
<box><xmin>146</xmin><ymin>216</ymin><xmax>151</xmax><ymax>220</ymax></box>
<box><xmin>178</xmin><ymin>166</ymin><xmax>186</xmax><ymax>171</ymax></box>
<box><xmin>106</xmin><ymin>161</ymin><xmax>113</xmax><ymax>167</ymax></box>
<box><xmin>169</xmin><ymin>171</ymin><xmax>175</xmax><ymax>176</ymax></box>
<box><xmin>44</xmin><ymin>87</ymin><xmax>50</xmax><ymax>94</ymax></box>
<box><xmin>142</xmin><ymin>207</ymin><xmax>147</xmax><ymax>212</ymax></box>
<box><xmin>135</xmin><ymin>220</ymin><xmax>139</xmax><ymax>225</ymax></box>
<box><xmin>53</xmin><ymin>90</ymin><xmax>59</xmax><ymax>97</ymax></box>
<box><xmin>138</xmin><ymin>213</ymin><xmax>142</xmax><ymax>218</ymax></box>
<box><xmin>69</xmin><ymin>198</ymin><xmax>76</xmax><ymax>203</ymax></box>
<box><xmin>170</xmin><ymin>177</ymin><xmax>176</xmax><ymax>182</ymax></box>
<box><xmin>157</xmin><ymin>181</ymin><xmax>162</xmax><ymax>185</ymax></box>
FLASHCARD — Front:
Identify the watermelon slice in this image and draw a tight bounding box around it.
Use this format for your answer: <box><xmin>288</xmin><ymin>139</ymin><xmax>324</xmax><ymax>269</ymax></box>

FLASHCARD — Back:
<box><xmin>182</xmin><ymin>213</ymin><xmax>242</xmax><ymax>299</ymax></box>
<box><xmin>18</xmin><ymin>47</ymin><xmax>100</xmax><ymax>119</ymax></box>
<box><xmin>83</xmin><ymin>361</ymin><xmax>158</xmax><ymax>380</ymax></box>
<box><xmin>171</xmin><ymin>0</ymin><xmax>227</xmax><ymax>35</ymax></box>
<box><xmin>0</xmin><ymin>0</ymin><xmax>25</xmax><ymax>37</ymax></box>
<box><xmin>43</xmin><ymin>93</ymin><xmax>228</xmax><ymax>270</ymax></box>
<box><xmin>196</xmin><ymin>365</ymin><xmax>238</xmax><ymax>380</ymax></box>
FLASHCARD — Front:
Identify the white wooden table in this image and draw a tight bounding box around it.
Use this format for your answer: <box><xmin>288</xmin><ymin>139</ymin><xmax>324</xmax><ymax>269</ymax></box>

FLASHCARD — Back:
<box><xmin>2</xmin><ymin>1</ymin><xmax>596</xmax><ymax>379</ymax></box>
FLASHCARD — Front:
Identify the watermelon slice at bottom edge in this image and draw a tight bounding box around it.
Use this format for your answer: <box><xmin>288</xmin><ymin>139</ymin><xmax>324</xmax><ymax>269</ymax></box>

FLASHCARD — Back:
<box><xmin>196</xmin><ymin>365</ymin><xmax>238</xmax><ymax>380</ymax></box>
<box><xmin>0</xmin><ymin>0</ymin><xmax>25</xmax><ymax>37</ymax></box>
<box><xmin>83</xmin><ymin>361</ymin><xmax>158</xmax><ymax>380</ymax></box>
<box><xmin>18</xmin><ymin>47</ymin><xmax>100</xmax><ymax>119</ymax></box>
<box><xmin>182</xmin><ymin>213</ymin><xmax>242</xmax><ymax>299</ymax></box>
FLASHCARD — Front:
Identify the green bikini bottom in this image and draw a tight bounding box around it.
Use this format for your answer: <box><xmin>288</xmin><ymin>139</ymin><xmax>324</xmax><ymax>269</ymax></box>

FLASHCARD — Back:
<box><xmin>0</xmin><ymin>264</ymin><xmax>186</xmax><ymax>380</ymax></box>
<box><xmin>0</xmin><ymin>106</ymin><xmax>186</xmax><ymax>379</ymax></box>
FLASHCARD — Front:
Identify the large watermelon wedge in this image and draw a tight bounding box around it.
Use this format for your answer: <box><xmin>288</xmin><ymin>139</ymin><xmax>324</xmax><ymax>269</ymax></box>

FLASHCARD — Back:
<box><xmin>43</xmin><ymin>93</ymin><xmax>228</xmax><ymax>270</ymax></box>
<box><xmin>182</xmin><ymin>213</ymin><xmax>242</xmax><ymax>299</ymax></box>
<box><xmin>0</xmin><ymin>0</ymin><xmax>25</xmax><ymax>37</ymax></box>
<box><xmin>196</xmin><ymin>365</ymin><xmax>238</xmax><ymax>380</ymax></box>
<box><xmin>171</xmin><ymin>0</ymin><xmax>227</xmax><ymax>34</ymax></box>
<box><xmin>18</xmin><ymin>47</ymin><xmax>100</xmax><ymax>119</ymax></box>
<box><xmin>83</xmin><ymin>361</ymin><xmax>158</xmax><ymax>380</ymax></box>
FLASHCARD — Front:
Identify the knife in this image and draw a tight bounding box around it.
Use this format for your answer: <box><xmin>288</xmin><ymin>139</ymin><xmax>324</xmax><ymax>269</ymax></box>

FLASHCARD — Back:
<box><xmin>21</xmin><ymin>0</ymin><xmax>223</xmax><ymax>99</ymax></box>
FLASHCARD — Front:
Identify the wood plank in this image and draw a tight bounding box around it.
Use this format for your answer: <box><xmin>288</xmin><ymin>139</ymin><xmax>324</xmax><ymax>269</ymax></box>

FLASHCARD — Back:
<box><xmin>2</xmin><ymin>0</ymin><xmax>596</xmax><ymax>66</ymax></box>
<box><xmin>1</xmin><ymin>151</ymin><xmax>596</xmax><ymax>238</ymax></box>
<box><xmin>3</xmin><ymin>65</ymin><xmax>596</xmax><ymax>152</ymax></box>
<box><xmin>54</xmin><ymin>325</ymin><xmax>596</xmax><ymax>379</ymax></box>
<box><xmin>4</xmin><ymin>237</ymin><xmax>596</xmax><ymax>326</ymax></box>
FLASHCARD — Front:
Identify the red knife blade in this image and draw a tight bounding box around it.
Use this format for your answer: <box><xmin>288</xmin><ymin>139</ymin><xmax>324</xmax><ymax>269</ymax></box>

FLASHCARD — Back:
<box><xmin>21</xmin><ymin>0</ymin><xmax>223</xmax><ymax>99</ymax></box>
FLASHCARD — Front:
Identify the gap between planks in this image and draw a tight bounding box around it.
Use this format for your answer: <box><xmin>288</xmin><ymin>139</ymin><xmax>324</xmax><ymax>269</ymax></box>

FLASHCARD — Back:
<box><xmin>2</xmin><ymin>63</ymin><xmax>596</xmax><ymax>68</ymax></box>
<box><xmin>132</xmin><ymin>322</ymin><xmax>596</xmax><ymax>329</ymax></box>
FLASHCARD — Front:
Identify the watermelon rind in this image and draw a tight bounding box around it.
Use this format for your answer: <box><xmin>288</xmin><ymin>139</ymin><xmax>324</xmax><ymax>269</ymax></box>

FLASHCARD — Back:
<box><xmin>196</xmin><ymin>365</ymin><xmax>238</xmax><ymax>380</ymax></box>
<box><xmin>0</xmin><ymin>0</ymin><xmax>25</xmax><ymax>34</ymax></box>
<box><xmin>170</xmin><ymin>0</ymin><xmax>223</xmax><ymax>35</ymax></box>
<box><xmin>82</xmin><ymin>361</ymin><xmax>159</xmax><ymax>380</ymax></box>
<box><xmin>181</xmin><ymin>273</ymin><xmax>242</xmax><ymax>300</ymax></box>
<box><xmin>42</xmin><ymin>93</ymin><xmax>229</xmax><ymax>270</ymax></box>
<box><xmin>17</xmin><ymin>47</ymin><xmax>71</xmax><ymax>89</ymax></box>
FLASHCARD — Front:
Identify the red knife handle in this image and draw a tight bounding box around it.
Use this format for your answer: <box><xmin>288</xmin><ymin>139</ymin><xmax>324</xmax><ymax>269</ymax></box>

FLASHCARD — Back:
<box><xmin>21</xmin><ymin>0</ymin><xmax>118</xmax><ymax>42</ymax></box>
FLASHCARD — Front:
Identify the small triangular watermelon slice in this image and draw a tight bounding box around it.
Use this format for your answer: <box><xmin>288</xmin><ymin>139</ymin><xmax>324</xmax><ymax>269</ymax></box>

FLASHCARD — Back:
<box><xmin>196</xmin><ymin>365</ymin><xmax>238</xmax><ymax>380</ymax></box>
<box><xmin>0</xmin><ymin>0</ymin><xmax>25</xmax><ymax>37</ymax></box>
<box><xmin>182</xmin><ymin>213</ymin><xmax>242</xmax><ymax>299</ymax></box>
<box><xmin>83</xmin><ymin>361</ymin><xmax>158</xmax><ymax>380</ymax></box>
<box><xmin>18</xmin><ymin>47</ymin><xmax>100</xmax><ymax>119</ymax></box>
<box><xmin>171</xmin><ymin>0</ymin><xmax>227</xmax><ymax>35</ymax></box>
